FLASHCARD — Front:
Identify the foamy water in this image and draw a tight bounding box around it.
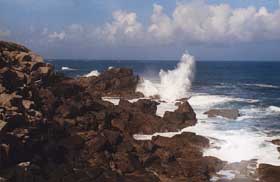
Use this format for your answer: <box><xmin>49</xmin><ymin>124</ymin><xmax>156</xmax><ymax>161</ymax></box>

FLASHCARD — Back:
<box><xmin>61</xmin><ymin>66</ymin><xmax>76</xmax><ymax>71</ymax></box>
<box><xmin>137</xmin><ymin>52</ymin><xmax>195</xmax><ymax>101</ymax></box>
<box><xmin>83</xmin><ymin>70</ymin><xmax>100</xmax><ymax>77</ymax></box>
<box><xmin>133</xmin><ymin>94</ymin><xmax>280</xmax><ymax>166</ymax></box>
<box><xmin>134</xmin><ymin>52</ymin><xmax>280</xmax><ymax>166</ymax></box>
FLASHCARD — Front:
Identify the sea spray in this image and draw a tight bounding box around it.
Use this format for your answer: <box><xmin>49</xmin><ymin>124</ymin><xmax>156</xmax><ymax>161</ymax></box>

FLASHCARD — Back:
<box><xmin>137</xmin><ymin>51</ymin><xmax>196</xmax><ymax>101</ymax></box>
<box><xmin>83</xmin><ymin>70</ymin><xmax>100</xmax><ymax>77</ymax></box>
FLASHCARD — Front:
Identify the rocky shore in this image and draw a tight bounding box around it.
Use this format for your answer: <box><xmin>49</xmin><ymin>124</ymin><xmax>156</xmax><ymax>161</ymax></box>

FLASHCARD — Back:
<box><xmin>0</xmin><ymin>41</ymin><xmax>279</xmax><ymax>182</ymax></box>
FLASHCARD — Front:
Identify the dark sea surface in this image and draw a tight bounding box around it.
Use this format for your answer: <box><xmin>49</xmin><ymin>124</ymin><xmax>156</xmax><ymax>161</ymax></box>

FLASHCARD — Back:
<box><xmin>49</xmin><ymin>60</ymin><xmax>280</xmax><ymax>108</ymax></box>
<box><xmin>47</xmin><ymin>59</ymin><xmax>280</xmax><ymax>164</ymax></box>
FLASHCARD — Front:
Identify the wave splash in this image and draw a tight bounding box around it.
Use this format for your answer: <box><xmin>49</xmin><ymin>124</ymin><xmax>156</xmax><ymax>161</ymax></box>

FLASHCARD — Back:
<box><xmin>61</xmin><ymin>66</ymin><xmax>76</xmax><ymax>71</ymax></box>
<box><xmin>137</xmin><ymin>52</ymin><xmax>196</xmax><ymax>101</ymax></box>
<box><xmin>83</xmin><ymin>70</ymin><xmax>100</xmax><ymax>77</ymax></box>
<box><xmin>267</xmin><ymin>106</ymin><xmax>280</xmax><ymax>113</ymax></box>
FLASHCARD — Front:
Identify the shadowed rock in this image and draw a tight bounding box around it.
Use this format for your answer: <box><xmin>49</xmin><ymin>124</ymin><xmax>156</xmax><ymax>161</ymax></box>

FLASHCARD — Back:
<box><xmin>0</xmin><ymin>41</ymin><xmax>224</xmax><ymax>181</ymax></box>
<box><xmin>204</xmin><ymin>109</ymin><xmax>240</xmax><ymax>119</ymax></box>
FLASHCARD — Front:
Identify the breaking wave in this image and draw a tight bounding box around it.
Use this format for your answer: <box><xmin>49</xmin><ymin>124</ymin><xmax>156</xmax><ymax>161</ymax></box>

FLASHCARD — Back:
<box><xmin>244</xmin><ymin>83</ymin><xmax>279</xmax><ymax>89</ymax></box>
<box><xmin>61</xmin><ymin>66</ymin><xmax>76</xmax><ymax>71</ymax></box>
<box><xmin>83</xmin><ymin>70</ymin><xmax>100</xmax><ymax>77</ymax></box>
<box><xmin>267</xmin><ymin>106</ymin><xmax>280</xmax><ymax>113</ymax></box>
<box><xmin>137</xmin><ymin>51</ymin><xmax>196</xmax><ymax>101</ymax></box>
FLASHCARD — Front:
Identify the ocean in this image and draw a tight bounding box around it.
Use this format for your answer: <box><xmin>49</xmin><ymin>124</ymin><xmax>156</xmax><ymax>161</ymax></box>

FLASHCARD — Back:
<box><xmin>47</xmin><ymin>58</ymin><xmax>280</xmax><ymax>166</ymax></box>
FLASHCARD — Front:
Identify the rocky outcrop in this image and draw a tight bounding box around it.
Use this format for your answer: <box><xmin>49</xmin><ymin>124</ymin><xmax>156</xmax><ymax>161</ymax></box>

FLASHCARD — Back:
<box><xmin>163</xmin><ymin>101</ymin><xmax>197</xmax><ymax>131</ymax></box>
<box><xmin>204</xmin><ymin>109</ymin><xmax>240</xmax><ymax>119</ymax></box>
<box><xmin>0</xmin><ymin>41</ymin><xmax>223</xmax><ymax>181</ymax></box>
<box><xmin>79</xmin><ymin>67</ymin><xmax>144</xmax><ymax>98</ymax></box>
<box><xmin>258</xmin><ymin>164</ymin><xmax>280</xmax><ymax>182</ymax></box>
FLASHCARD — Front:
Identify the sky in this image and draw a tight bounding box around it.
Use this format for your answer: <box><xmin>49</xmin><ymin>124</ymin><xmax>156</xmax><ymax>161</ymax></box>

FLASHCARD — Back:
<box><xmin>0</xmin><ymin>0</ymin><xmax>280</xmax><ymax>60</ymax></box>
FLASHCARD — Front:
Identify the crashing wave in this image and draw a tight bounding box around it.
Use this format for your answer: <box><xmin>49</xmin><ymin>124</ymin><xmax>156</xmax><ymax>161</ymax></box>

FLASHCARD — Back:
<box><xmin>61</xmin><ymin>66</ymin><xmax>76</xmax><ymax>71</ymax></box>
<box><xmin>244</xmin><ymin>83</ymin><xmax>279</xmax><ymax>89</ymax></box>
<box><xmin>137</xmin><ymin>51</ymin><xmax>196</xmax><ymax>101</ymax></box>
<box><xmin>83</xmin><ymin>70</ymin><xmax>100</xmax><ymax>77</ymax></box>
<box><xmin>267</xmin><ymin>106</ymin><xmax>280</xmax><ymax>113</ymax></box>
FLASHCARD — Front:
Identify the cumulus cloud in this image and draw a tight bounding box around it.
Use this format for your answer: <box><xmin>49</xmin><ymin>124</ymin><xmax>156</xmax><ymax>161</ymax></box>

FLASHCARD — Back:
<box><xmin>148</xmin><ymin>2</ymin><xmax>280</xmax><ymax>44</ymax></box>
<box><xmin>41</xmin><ymin>1</ymin><xmax>280</xmax><ymax>46</ymax></box>
<box><xmin>48</xmin><ymin>31</ymin><xmax>66</xmax><ymax>41</ymax></box>
<box><xmin>99</xmin><ymin>10</ymin><xmax>143</xmax><ymax>43</ymax></box>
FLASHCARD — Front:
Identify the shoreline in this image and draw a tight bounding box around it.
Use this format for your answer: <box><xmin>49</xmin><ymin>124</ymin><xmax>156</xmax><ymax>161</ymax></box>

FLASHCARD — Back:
<box><xmin>0</xmin><ymin>41</ymin><xmax>279</xmax><ymax>181</ymax></box>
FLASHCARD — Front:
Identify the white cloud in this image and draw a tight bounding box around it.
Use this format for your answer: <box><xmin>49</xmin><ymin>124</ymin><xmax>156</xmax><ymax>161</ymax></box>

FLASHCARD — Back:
<box><xmin>48</xmin><ymin>31</ymin><xmax>66</xmax><ymax>41</ymax></box>
<box><xmin>148</xmin><ymin>4</ymin><xmax>174</xmax><ymax>42</ymax></box>
<box><xmin>149</xmin><ymin>2</ymin><xmax>280</xmax><ymax>44</ymax></box>
<box><xmin>42</xmin><ymin>1</ymin><xmax>280</xmax><ymax>46</ymax></box>
<box><xmin>100</xmin><ymin>10</ymin><xmax>143</xmax><ymax>43</ymax></box>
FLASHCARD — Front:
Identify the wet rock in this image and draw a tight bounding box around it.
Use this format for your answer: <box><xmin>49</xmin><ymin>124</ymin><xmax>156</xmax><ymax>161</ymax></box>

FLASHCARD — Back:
<box><xmin>271</xmin><ymin>139</ymin><xmax>280</xmax><ymax>146</ymax></box>
<box><xmin>80</xmin><ymin>67</ymin><xmax>143</xmax><ymax>98</ymax></box>
<box><xmin>162</xmin><ymin>101</ymin><xmax>197</xmax><ymax>131</ymax></box>
<box><xmin>258</xmin><ymin>164</ymin><xmax>280</xmax><ymax>182</ymax></box>
<box><xmin>204</xmin><ymin>109</ymin><xmax>240</xmax><ymax>119</ymax></box>
<box><xmin>132</xmin><ymin>99</ymin><xmax>159</xmax><ymax>115</ymax></box>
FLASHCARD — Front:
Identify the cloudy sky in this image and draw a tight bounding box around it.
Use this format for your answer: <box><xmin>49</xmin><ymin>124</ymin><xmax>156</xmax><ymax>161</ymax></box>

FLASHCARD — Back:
<box><xmin>1</xmin><ymin>0</ymin><xmax>280</xmax><ymax>60</ymax></box>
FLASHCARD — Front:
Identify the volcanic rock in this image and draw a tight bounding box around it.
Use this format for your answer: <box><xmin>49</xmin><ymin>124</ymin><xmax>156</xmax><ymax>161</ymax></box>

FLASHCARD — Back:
<box><xmin>0</xmin><ymin>41</ymin><xmax>224</xmax><ymax>181</ymax></box>
<box><xmin>204</xmin><ymin>109</ymin><xmax>240</xmax><ymax>119</ymax></box>
<box><xmin>258</xmin><ymin>164</ymin><xmax>280</xmax><ymax>182</ymax></box>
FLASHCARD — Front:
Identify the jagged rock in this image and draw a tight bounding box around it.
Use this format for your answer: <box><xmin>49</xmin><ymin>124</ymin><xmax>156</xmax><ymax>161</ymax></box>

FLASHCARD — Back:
<box><xmin>0</xmin><ymin>41</ymin><xmax>223</xmax><ymax>181</ymax></box>
<box><xmin>132</xmin><ymin>99</ymin><xmax>159</xmax><ymax>115</ymax></box>
<box><xmin>22</xmin><ymin>100</ymin><xmax>33</xmax><ymax>110</ymax></box>
<box><xmin>0</xmin><ymin>120</ymin><xmax>7</xmax><ymax>132</ymax></box>
<box><xmin>258</xmin><ymin>164</ymin><xmax>280</xmax><ymax>182</ymax></box>
<box><xmin>162</xmin><ymin>101</ymin><xmax>197</xmax><ymax>131</ymax></box>
<box><xmin>0</xmin><ymin>144</ymin><xmax>10</xmax><ymax>168</ymax></box>
<box><xmin>80</xmin><ymin>67</ymin><xmax>143</xmax><ymax>98</ymax></box>
<box><xmin>271</xmin><ymin>139</ymin><xmax>280</xmax><ymax>146</ymax></box>
<box><xmin>0</xmin><ymin>93</ymin><xmax>22</xmax><ymax>109</ymax></box>
<box><xmin>204</xmin><ymin>109</ymin><xmax>240</xmax><ymax>119</ymax></box>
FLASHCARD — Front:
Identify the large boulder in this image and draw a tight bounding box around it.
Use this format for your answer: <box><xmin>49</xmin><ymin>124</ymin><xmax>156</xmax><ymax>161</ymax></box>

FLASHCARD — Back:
<box><xmin>162</xmin><ymin>101</ymin><xmax>197</xmax><ymax>131</ymax></box>
<box><xmin>80</xmin><ymin>67</ymin><xmax>143</xmax><ymax>98</ymax></box>
<box><xmin>258</xmin><ymin>164</ymin><xmax>280</xmax><ymax>182</ymax></box>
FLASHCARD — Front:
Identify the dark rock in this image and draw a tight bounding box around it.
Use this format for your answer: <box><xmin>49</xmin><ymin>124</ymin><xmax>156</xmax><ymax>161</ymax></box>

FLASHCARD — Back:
<box><xmin>162</xmin><ymin>101</ymin><xmax>197</xmax><ymax>131</ymax></box>
<box><xmin>0</xmin><ymin>41</ymin><xmax>223</xmax><ymax>181</ymax></box>
<box><xmin>132</xmin><ymin>99</ymin><xmax>159</xmax><ymax>115</ymax></box>
<box><xmin>258</xmin><ymin>164</ymin><xmax>280</xmax><ymax>182</ymax></box>
<box><xmin>80</xmin><ymin>67</ymin><xmax>143</xmax><ymax>98</ymax></box>
<box><xmin>204</xmin><ymin>109</ymin><xmax>240</xmax><ymax>119</ymax></box>
<box><xmin>271</xmin><ymin>139</ymin><xmax>280</xmax><ymax>146</ymax></box>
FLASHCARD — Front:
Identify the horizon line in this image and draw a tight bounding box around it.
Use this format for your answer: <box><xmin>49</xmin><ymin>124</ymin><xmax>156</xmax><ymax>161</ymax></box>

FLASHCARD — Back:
<box><xmin>46</xmin><ymin>58</ymin><xmax>280</xmax><ymax>62</ymax></box>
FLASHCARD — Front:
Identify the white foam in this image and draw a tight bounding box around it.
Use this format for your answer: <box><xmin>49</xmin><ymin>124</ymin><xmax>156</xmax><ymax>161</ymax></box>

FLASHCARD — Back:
<box><xmin>211</xmin><ymin>170</ymin><xmax>236</xmax><ymax>181</ymax></box>
<box><xmin>182</xmin><ymin>118</ymin><xmax>280</xmax><ymax>165</ymax></box>
<box><xmin>156</xmin><ymin>101</ymin><xmax>178</xmax><ymax>117</ymax></box>
<box><xmin>244</xmin><ymin>83</ymin><xmax>279</xmax><ymax>89</ymax></box>
<box><xmin>134</xmin><ymin>93</ymin><xmax>280</xmax><ymax>166</ymax></box>
<box><xmin>137</xmin><ymin>51</ymin><xmax>195</xmax><ymax>101</ymax></box>
<box><xmin>189</xmin><ymin>94</ymin><xmax>258</xmax><ymax>110</ymax></box>
<box><xmin>61</xmin><ymin>66</ymin><xmax>76</xmax><ymax>71</ymax></box>
<box><xmin>83</xmin><ymin>70</ymin><xmax>100</xmax><ymax>77</ymax></box>
<box><xmin>101</xmin><ymin>97</ymin><xmax>140</xmax><ymax>105</ymax></box>
<box><xmin>267</xmin><ymin>106</ymin><xmax>280</xmax><ymax>113</ymax></box>
<box><xmin>102</xmin><ymin>97</ymin><xmax>120</xmax><ymax>105</ymax></box>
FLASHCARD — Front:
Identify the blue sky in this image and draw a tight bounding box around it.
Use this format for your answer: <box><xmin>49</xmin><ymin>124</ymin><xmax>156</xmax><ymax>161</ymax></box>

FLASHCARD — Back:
<box><xmin>0</xmin><ymin>0</ymin><xmax>280</xmax><ymax>60</ymax></box>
